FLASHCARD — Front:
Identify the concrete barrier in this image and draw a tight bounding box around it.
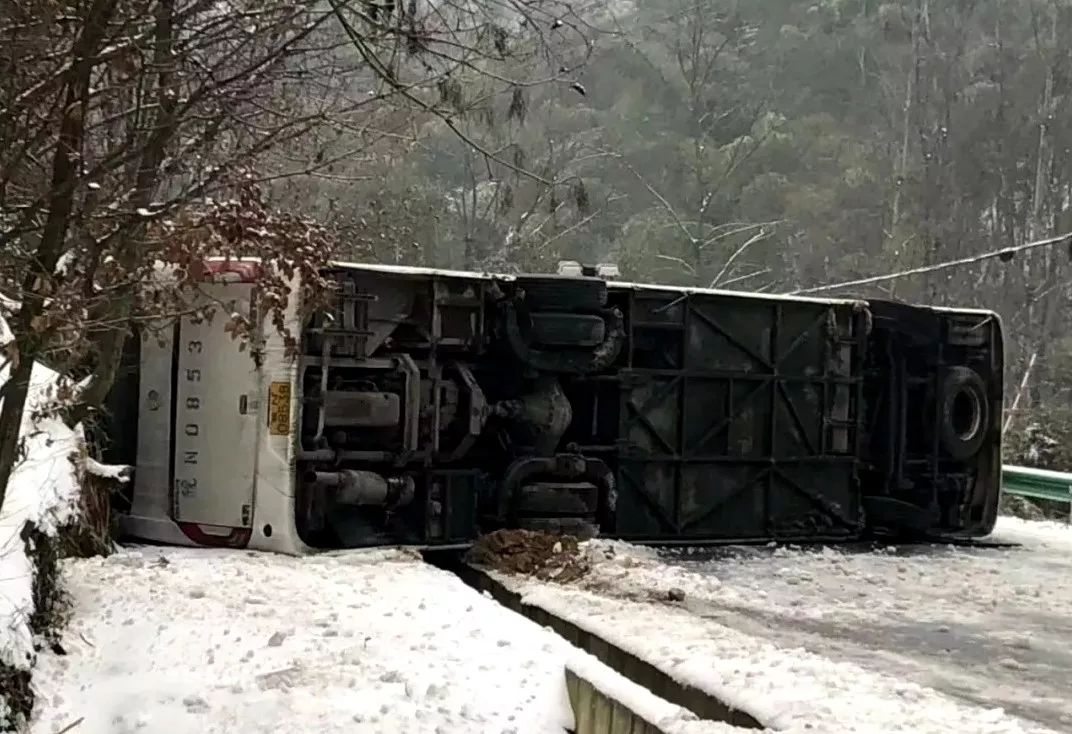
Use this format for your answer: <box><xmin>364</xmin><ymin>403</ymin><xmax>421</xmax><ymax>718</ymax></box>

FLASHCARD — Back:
<box><xmin>566</xmin><ymin>667</ymin><xmax>666</xmax><ymax>734</ymax></box>
<box><xmin>460</xmin><ymin>565</ymin><xmax>761</xmax><ymax>730</ymax></box>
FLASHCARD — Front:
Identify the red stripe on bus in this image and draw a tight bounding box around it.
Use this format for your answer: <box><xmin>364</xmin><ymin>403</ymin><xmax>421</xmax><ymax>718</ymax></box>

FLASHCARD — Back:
<box><xmin>177</xmin><ymin>523</ymin><xmax>252</xmax><ymax>549</ymax></box>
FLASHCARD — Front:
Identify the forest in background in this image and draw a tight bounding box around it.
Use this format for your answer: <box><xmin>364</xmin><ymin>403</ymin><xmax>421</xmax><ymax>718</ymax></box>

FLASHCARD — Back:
<box><xmin>279</xmin><ymin>0</ymin><xmax>1072</xmax><ymax>467</ymax></box>
<box><xmin>3</xmin><ymin>0</ymin><xmax>1072</xmax><ymax>489</ymax></box>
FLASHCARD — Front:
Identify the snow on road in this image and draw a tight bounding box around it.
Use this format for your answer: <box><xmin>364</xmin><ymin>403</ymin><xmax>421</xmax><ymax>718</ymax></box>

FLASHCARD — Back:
<box><xmin>502</xmin><ymin>572</ymin><xmax>1057</xmax><ymax>734</ymax></box>
<box><xmin>30</xmin><ymin>547</ymin><xmax>573</xmax><ymax>734</ymax></box>
<box><xmin>29</xmin><ymin>547</ymin><xmax>743</xmax><ymax>734</ymax></box>
<box><xmin>492</xmin><ymin>517</ymin><xmax>1072</xmax><ymax>733</ymax></box>
<box><xmin>656</xmin><ymin>518</ymin><xmax>1072</xmax><ymax>732</ymax></box>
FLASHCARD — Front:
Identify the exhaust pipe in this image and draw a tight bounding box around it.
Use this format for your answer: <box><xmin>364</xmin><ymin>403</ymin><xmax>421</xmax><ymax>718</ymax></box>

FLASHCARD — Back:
<box><xmin>305</xmin><ymin>470</ymin><xmax>415</xmax><ymax>509</ymax></box>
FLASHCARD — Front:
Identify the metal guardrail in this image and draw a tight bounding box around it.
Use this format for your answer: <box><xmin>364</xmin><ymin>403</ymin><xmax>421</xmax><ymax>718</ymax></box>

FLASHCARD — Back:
<box><xmin>1002</xmin><ymin>465</ymin><xmax>1072</xmax><ymax>505</ymax></box>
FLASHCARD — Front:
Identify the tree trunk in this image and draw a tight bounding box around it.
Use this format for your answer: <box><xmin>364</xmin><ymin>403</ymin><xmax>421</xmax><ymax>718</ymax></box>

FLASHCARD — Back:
<box><xmin>887</xmin><ymin>2</ymin><xmax>921</xmax><ymax>300</ymax></box>
<box><xmin>64</xmin><ymin>0</ymin><xmax>177</xmax><ymax>428</ymax></box>
<box><xmin>1028</xmin><ymin>4</ymin><xmax>1056</xmax><ymax>242</ymax></box>
<box><xmin>0</xmin><ymin>0</ymin><xmax>115</xmax><ymax>511</ymax></box>
<box><xmin>0</xmin><ymin>356</ymin><xmax>34</xmax><ymax>507</ymax></box>
<box><xmin>1023</xmin><ymin>5</ymin><xmax>1058</xmax><ymax>371</ymax></box>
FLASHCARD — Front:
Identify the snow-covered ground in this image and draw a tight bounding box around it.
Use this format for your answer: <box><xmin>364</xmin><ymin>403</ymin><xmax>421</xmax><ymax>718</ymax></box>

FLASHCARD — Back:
<box><xmin>22</xmin><ymin>512</ymin><xmax>1072</xmax><ymax>734</ymax></box>
<box><xmin>29</xmin><ymin>546</ymin><xmax>743</xmax><ymax>734</ymax></box>
<box><xmin>30</xmin><ymin>547</ymin><xmax>570</xmax><ymax>734</ymax></box>
<box><xmin>14</xmin><ymin>502</ymin><xmax>1072</xmax><ymax>734</ymax></box>
<box><xmin>658</xmin><ymin>519</ymin><xmax>1072</xmax><ymax>731</ymax></box>
<box><xmin>492</xmin><ymin>518</ymin><xmax>1072</xmax><ymax>733</ymax></box>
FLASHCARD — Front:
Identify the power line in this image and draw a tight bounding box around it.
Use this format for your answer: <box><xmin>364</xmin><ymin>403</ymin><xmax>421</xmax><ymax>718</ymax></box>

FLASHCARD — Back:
<box><xmin>787</xmin><ymin>231</ymin><xmax>1072</xmax><ymax>296</ymax></box>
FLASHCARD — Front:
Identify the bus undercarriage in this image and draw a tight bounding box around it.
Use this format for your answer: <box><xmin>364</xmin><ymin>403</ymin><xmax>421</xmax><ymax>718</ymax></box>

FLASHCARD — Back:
<box><xmin>107</xmin><ymin>262</ymin><xmax>1003</xmax><ymax>553</ymax></box>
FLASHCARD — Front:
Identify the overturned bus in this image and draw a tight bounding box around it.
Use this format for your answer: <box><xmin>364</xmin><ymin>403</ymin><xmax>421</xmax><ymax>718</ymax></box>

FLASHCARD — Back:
<box><xmin>104</xmin><ymin>260</ymin><xmax>1003</xmax><ymax>554</ymax></box>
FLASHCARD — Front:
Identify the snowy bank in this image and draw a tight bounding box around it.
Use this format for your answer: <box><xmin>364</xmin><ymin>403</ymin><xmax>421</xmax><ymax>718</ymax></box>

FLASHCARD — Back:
<box><xmin>0</xmin><ymin>315</ymin><xmax>85</xmax><ymax>730</ymax></box>
<box><xmin>28</xmin><ymin>546</ymin><xmax>749</xmax><ymax>734</ymax></box>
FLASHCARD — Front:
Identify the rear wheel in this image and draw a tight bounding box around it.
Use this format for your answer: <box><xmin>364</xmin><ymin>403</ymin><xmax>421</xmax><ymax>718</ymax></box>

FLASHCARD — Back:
<box><xmin>938</xmin><ymin>366</ymin><xmax>989</xmax><ymax>460</ymax></box>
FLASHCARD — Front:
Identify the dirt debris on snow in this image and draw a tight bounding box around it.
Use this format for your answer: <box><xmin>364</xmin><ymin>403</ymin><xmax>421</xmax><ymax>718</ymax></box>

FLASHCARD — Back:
<box><xmin>466</xmin><ymin>529</ymin><xmax>589</xmax><ymax>582</ymax></box>
<box><xmin>468</xmin><ymin>531</ymin><xmax>693</xmax><ymax>605</ymax></box>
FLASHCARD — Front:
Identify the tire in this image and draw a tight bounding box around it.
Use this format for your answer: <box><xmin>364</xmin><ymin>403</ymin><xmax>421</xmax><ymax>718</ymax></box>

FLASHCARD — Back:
<box><xmin>529</xmin><ymin>313</ymin><xmax>606</xmax><ymax>347</ymax></box>
<box><xmin>516</xmin><ymin>275</ymin><xmax>607</xmax><ymax>311</ymax></box>
<box><xmin>938</xmin><ymin>366</ymin><xmax>990</xmax><ymax>460</ymax></box>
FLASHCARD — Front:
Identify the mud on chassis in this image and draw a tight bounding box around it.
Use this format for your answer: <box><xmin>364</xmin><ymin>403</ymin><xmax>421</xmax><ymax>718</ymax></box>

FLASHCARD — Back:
<box><xmin>290</xmin><ymin>266</ymin><xmax>1002</xmax><ymax>550</ymax></box>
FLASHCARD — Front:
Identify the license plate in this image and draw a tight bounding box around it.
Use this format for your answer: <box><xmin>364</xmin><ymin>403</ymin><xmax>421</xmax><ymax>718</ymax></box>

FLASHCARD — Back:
<box><xmin>268</xmin><ymin>381</ymin><xmax>291</xmax><ymax>436</ymax></box>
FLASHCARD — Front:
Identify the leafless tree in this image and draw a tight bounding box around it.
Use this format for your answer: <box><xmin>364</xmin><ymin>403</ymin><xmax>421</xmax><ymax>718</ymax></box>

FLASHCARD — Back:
<box><xmin>0</xmin><ymin>0</ymin><xmax>595</xmax><ymax>507</ymax></box>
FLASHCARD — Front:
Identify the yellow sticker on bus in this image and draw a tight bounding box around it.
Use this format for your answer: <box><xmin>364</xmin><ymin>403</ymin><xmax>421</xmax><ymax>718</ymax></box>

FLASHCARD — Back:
<box><xmin>268</xmin><ymin>381</ymin><xmax>292</xmax><ymax>436</ymax></box>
